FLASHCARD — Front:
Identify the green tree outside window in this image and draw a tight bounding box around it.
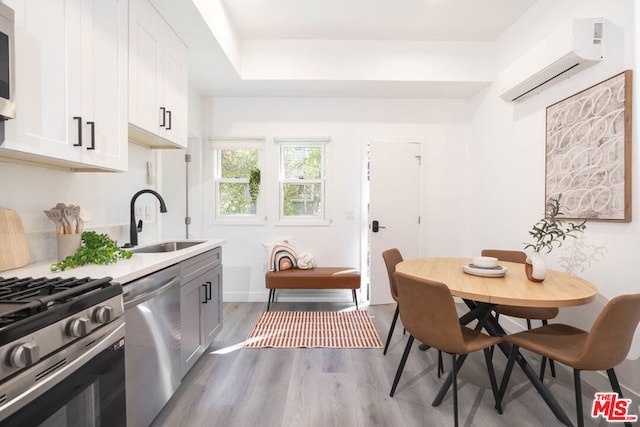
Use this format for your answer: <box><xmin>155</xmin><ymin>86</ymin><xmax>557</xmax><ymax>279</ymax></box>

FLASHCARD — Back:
<box><xmin>218</xmin><ymin>149</ymin><xmax>259</xmax><ymax>216</ymax></box>
<box><xmin>281</xmin><ymin>146</ymin><xmax>324</xmax><ymax>218</ymax></box>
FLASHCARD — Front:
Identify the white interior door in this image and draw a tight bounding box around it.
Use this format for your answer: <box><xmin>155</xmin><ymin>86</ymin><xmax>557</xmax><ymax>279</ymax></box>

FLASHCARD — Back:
<box><xmin>369</xmin><ymin>141</ymin><xmax>421</xmax><ymax>305</ymax></box>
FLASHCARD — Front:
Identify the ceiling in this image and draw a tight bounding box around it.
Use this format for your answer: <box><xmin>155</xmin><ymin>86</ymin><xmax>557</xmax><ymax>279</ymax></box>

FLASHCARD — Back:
<box><xmin>151</xmin><ymin>0</ymin><xmax>538</xmax><ymax>98</ymax></box>
<box><xmin>222</xmin><ymin>0</ymin><xmax>536</xmax><ymax>41</ymax></box>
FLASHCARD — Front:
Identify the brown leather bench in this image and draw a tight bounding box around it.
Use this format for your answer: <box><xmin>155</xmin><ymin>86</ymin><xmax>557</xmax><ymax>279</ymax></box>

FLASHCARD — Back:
<box><xmin>265</xmin><ymin>267</ymin><xmax>360</xmax><ymax>310</ymax></box>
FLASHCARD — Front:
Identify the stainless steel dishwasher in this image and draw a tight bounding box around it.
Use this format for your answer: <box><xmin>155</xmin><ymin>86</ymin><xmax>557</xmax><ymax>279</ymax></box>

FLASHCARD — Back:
<box><xmin>123</xmin><ymin>264</ymin><xmax>181</xmax><ymax>427</ymax></box>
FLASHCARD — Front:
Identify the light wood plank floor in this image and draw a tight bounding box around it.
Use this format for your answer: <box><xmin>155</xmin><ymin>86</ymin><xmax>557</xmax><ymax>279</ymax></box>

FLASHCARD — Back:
<box><xmin>151</xmin><ymin>302</ymin><xmax>638</xmax><ymax>427</ymax></box>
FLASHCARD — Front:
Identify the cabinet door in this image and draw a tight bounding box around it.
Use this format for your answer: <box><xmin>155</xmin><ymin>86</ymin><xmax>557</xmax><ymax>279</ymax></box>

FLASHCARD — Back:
<box><xmin>203</xmin><ymin>264</ymin><xmax>222</xmax><ymax>348</ymax></box>
<box><xmin>3</xmin><ymin>0</ymin><xmax>80</xmax><ymax>162</ymax></box>
<box><xmin>180</xmin><ymin>262</ymin><xmax>222</xmax><ymax>377</ymax></box>
<box><xmin>2</xmin><ymin>0</ymin><xmax>127</xmax><ymax>171</ymax></box>
<box><xmin>78</xmin><ymin>0</ymin><xmax>128</xmax><ymax>171</ymax></box>
<box><xmin>179</xmin><ymin>249</ymin><xmax>223</xmax><ymax>377</ymax></box>
<box><xmin>128</xmin><ymin>0</ymin><xmax>163</xmax><ymax>136</ymax></box>
<box><xmin>180</xmin><ymin>273</ymin><xmax>206</xmax><ymax>377</ymax></box>
<box><xmin>128</xmin><ymin>0</ymin><xmax>187</xmax><ymax>149</ymax></box>
<box><xmin>161</xmin><ymin>33</ymin><xmax>188</xmax><ymax>148</ymax></box>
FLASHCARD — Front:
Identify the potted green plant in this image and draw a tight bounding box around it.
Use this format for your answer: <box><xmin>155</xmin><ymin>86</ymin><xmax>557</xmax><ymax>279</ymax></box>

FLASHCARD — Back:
<box><xmin>249</xmin><ymin>167</ymin><xmax>261</xmax><ymax>204</ymax></box>
<box><xmin>523</xmin><ymin>194</ymin><xmax>586</xmax><ymax>281</ymax></box>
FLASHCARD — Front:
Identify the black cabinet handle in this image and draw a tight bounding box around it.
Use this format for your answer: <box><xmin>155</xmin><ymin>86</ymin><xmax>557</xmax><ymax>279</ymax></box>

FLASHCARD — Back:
<box><xmin>201</xmin><ymin>284</ymin><xmax>208</xmax><ymax>304</ymax></box>
<box><xmin>160</xmin><ymin>107</ymin><xmax>166</xmax><ymax>127</ymax></box>
<box><xmin>86</xmin><ymin>121</ymin><xmax>95</xmax><ymax>150</ymax></box>
<box><xmin>206</xmin><ymin>281</ymin><xmax>212</xmax><ymax>301</ymax></box>
<box><xmin>166</xmin><ymin>110</ymin><xmax>172</xmax><ymax>130</ymax></box>
<box><xmin>73</xmin><ymin>117</ymin><xmax>82</xmax><ymax>146</ymax></box>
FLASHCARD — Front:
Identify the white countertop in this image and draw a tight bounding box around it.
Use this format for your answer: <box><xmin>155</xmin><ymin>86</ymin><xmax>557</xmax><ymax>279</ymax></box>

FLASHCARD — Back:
<box><xmin>0</xmin><ymin>239</ymin><xmax>226</xmax><ymax>284</ymax></box>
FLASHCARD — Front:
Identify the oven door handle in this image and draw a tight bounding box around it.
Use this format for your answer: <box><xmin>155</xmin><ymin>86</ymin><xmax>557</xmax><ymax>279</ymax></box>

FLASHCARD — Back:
<box><xmin>0</xmin><ymin>321</ymin><xmax>125</xmax><ymax>421</ymax></box>
<box><xmin>123</xmin><ymin>276</ymin><xmax>179</xmax><ymax>309</ymax></box>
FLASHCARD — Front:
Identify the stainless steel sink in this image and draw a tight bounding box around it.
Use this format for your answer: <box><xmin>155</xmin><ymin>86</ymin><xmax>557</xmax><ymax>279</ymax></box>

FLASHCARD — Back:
<box><xmin>132</xmin><ymin>240</ymin><xmax>207</xmax><ymax>253</ymax></box>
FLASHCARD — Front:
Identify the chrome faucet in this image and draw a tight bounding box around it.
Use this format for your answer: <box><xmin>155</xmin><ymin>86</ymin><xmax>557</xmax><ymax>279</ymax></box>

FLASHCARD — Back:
<box><xmin>125</xmin><ymin>189</ymin><xmax>168</xmax><ymax>247</ymax></box>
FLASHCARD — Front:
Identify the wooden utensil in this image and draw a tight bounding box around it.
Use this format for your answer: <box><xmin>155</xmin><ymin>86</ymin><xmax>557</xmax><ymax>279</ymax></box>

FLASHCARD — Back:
<box><xmin>78</xmin><ymin>207</ymin><xmax>91</xmax><ymax>234</ymax></box>
<box><xmin>50</xmin><ymin>203</ymin><xmax>69</xmax><ymax>233</ymax></box>
<box><xmin>44</xmin><ymin>210</ymin><xmax>64</xmax><ymax>235</ymax></box>
<box><xmin>0</xmin><ymin>208</ymin><xmax>30</xmax><ymax>272</ymax></box>
<box><xmin>73</xmin><ymin>206</ymin><xmax>83</xmax><ymax>234</ymax></box>
<box><xmin>63</xmin><ymin>206</ymin><xmax>77</xmax><ymax>234</ymax></box>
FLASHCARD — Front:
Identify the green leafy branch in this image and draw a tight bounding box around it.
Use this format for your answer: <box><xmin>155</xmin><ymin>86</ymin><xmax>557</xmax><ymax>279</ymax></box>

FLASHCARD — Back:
<box><xmin>51</xmin><ymin>231</ymin><xmax>133</xmax><ymax>272</ymax></box>
<box><xmin>249</xmin><ymin>167</ymin><xmax>261</xmax><ymax>204</ymax></box>
<box><xmin>524</xmin><ymin>194</ymin><xmax>587</xmax><ymax>254</ymax></box>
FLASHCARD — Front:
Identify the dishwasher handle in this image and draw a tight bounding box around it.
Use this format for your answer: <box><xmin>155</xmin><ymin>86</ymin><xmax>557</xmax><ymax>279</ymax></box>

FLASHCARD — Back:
<box><xmin>124</xmin><ymin>276</ymin><xmax>180</xmax><ymax>309</ymax></box>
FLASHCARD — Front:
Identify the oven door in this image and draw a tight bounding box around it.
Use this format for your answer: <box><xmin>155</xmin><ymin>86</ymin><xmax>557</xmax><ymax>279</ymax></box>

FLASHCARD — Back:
<box><xmin>0</xmin><ymin>321</ymin><xmax>126</xmax><ymax>427</ymax></box>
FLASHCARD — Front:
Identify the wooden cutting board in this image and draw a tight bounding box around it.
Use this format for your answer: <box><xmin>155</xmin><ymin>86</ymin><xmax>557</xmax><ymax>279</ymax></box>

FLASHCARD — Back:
<box><xmin>0</xmin><ymin>208</ymin><xmax>30</xmax><ymax>272</ymax></box>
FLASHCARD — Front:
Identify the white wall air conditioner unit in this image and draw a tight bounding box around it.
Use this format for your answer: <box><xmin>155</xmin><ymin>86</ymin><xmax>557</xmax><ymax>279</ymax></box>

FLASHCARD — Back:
<box><xmin>498</xmin><ymin>18</ymin><xmax>605</xmax><ymax>102</ymax></box>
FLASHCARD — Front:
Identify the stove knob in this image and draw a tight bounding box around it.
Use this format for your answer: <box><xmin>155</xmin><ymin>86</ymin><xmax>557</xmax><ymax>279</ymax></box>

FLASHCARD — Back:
<box><xmin>94</xmin><ymin>306</ymin><xmax>114</xmax><ymax>324</ymax></box>
<box><xmin>68</xmin><ymin>317</ymin><xmax>90</xmax><ymax>337</ymax></box>
<box><xmin>10</xmin><ymin>342</ymin><xmax>40</xmax><ymax>368</ymax></box>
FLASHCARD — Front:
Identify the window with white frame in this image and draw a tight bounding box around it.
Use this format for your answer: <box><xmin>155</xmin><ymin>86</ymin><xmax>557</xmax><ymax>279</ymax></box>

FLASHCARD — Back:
<box><xmin>278</xmin><ymin>141</ymin><xmax>326</xmax><ymax>221</ymax></box>
<box><xmin>212</xmin><ymin>139</ymin><xmax>264</xmax><ymax>221</ymax></box>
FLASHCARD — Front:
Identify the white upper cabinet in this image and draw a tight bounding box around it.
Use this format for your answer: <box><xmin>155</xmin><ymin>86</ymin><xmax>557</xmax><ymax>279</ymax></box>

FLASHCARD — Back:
<box><xmin>128</xmin><ymin>0</ymin><xmax>188</xmax><ymax>149</ymax></box>
<box><xmin>77</xmin><ymin>0</ymin><xmax>129</xmax><ymax>170</ymax></box>
<box><xmin>1</xmin><ymin>0</ymin><xmax>128</xmax><ymax>171</ymax></box>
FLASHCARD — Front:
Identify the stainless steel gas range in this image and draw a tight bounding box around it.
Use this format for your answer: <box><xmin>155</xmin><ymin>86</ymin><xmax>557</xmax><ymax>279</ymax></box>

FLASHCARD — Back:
<box><xmin>0</xmin><ymin>275</ymin><xmax>126</xmax><ymax>426</ymax></box>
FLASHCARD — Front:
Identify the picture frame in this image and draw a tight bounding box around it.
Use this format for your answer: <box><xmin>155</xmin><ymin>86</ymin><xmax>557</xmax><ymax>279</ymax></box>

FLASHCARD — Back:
<box><xmin>545</xmin><ymin>70</ymin><xmax>633</xmax><ymax>222</ymax></box>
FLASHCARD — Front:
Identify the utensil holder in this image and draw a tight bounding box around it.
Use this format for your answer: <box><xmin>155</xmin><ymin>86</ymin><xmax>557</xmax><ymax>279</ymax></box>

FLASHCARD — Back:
<box><xmin>57</xmin><ymin>234</ymin><xmax>82</xmax><ymax>261</ymax></box>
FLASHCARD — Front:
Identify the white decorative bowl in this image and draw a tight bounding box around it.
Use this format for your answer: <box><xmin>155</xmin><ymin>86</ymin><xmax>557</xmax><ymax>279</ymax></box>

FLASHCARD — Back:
<box><xmin>471</xmin><ymin>256</ymin><xmax>499</xmax><ymax>268</ymax></box>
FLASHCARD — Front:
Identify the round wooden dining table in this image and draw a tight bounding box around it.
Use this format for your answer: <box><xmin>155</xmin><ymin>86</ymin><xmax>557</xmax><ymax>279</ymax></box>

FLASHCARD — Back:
<box><xmin>396</xmin><ymin>257</ymin><xmax>597</xmax><ymax>308</ymax></box>
<box><xmin>395</xmin><ymin>257</ymin><xmax>598</xmax><ymax>426</ymax></box>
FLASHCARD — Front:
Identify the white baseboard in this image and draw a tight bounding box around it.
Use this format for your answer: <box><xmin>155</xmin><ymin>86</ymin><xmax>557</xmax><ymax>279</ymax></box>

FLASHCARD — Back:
<box><xmin>224</xmin><ymin>288</ymin><xmax>357</xmax><ymax>303</ymax></box>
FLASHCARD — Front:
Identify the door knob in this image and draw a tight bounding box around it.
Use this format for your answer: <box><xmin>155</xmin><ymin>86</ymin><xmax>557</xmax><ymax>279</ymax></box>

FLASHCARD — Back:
<box><xmin>372</xmin><ymin>220</ymin><xmax>386</xmax><ymax>232</ymax></box>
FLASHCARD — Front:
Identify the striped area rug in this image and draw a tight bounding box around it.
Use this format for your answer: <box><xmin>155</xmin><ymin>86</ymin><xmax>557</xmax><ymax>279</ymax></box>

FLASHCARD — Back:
<box><xmin>244</xmin><ymin>310</ymin><xmax>383</xmax><ymax>348</ymax></box>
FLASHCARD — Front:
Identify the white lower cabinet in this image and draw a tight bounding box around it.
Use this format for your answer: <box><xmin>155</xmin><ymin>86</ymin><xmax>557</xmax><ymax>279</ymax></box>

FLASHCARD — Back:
<box><xmin>180</xmin><ymin>248</ymin><xmax>223</xmax><ymax>376</ymax></box>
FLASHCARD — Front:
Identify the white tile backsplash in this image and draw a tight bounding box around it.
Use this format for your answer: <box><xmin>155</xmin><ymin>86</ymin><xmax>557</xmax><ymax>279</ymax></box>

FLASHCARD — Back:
<box><xmin>1</xmin><ymin>142</ymin><xmax>161</xmax><ymax>265</ymax></box>
<box><xmin>25</xmin><ymin>225</ymin><xmax>129</xmax><ymax>263</ymax></box>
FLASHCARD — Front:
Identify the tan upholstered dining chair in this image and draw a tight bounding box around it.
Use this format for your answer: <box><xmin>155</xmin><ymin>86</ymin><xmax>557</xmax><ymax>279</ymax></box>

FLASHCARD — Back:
<box><xmin>390</xmin><ymin>271</ymin><xmax>503</xmax><ymax>427</ymax></box>
<box><xmin>499</xmin><ymin>293</ymin><xmax>640</xmax><ymax>427</ymax></box>
<box><xmin>382</xmin><ymin>249</ymin><xmax>443</xmax><ymax>376</ymax></box>
<box><xmin>381</xmin><ymin>248</ymin><xmax>404</xmax><ymax>355</ymax></box>
<box><xmin>482</xmin><ymin>249</ymin><xmax>558</xmax><ymax>378</ymax></box>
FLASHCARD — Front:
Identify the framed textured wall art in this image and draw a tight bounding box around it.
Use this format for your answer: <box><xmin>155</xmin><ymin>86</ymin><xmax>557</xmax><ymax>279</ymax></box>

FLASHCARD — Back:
<box><xmin>545</xmin><ymin>70</ymin><xmax>632</xmax><ymax>222</ymax></box>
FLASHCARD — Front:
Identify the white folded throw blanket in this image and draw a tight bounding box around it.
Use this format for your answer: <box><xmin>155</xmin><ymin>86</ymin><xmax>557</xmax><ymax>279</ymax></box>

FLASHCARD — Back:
<box><xmin>296</xmin><ymin>253</ymin><xmax>317</xmax><ymax>269</ymax></box>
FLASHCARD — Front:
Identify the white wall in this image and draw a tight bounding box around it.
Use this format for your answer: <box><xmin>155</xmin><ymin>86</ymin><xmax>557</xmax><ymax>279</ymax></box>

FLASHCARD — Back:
<box><xmin>158</xmin><ymin>88</ymin><xmax>210</xmax><ymax>241</ymax></box>
<box><xmin>467</xmin><ymin>0</ymin><xmax>640</xmax><ymax>392</ymax></box>
<box><xmin>206</xmin><ymin>97</ymin><xmax>474</xmax><ymax>302</ymax></box>
<box><xmin>469</xmin><ymin>0</ymin><xmax>637</xmax><ymax>325</ymax></box>
<box><xmin>0</xmin><ymin>143</ymin><xmax>163</xmax><ymax>262</ymax></box>
<box><xmin>198</xmin><ymin>0</ymin><xmax>640</xmax><ymax>394</ymax></box>
<box><xmin>241</xmin><ymin>39</ymin><xmax>496</xmax><ymax>83</ymax></box>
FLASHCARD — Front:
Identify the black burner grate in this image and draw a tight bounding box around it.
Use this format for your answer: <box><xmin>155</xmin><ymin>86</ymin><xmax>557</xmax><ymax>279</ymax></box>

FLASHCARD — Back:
<box><xmin>0</xmin><ymin>276</ymin><xmax>117</xmax><ymax>330</ymax></box>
